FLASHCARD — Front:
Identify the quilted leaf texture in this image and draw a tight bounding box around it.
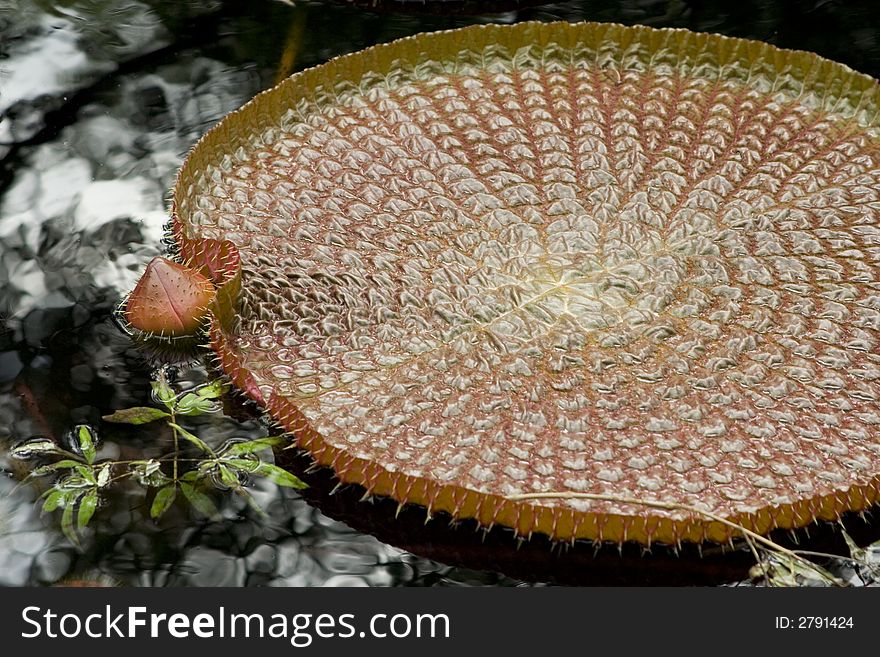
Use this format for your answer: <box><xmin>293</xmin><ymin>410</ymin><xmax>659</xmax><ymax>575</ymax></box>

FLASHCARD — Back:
<box><xmin>168</xmin><ymin>22</ymin><xmax>880</xmax><ymax>545</ymax></box>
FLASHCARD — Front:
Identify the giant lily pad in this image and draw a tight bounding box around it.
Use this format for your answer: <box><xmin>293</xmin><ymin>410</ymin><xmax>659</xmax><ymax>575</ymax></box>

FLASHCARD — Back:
<box><xmin>169</xmin><ymin>21</ymin><xmax>880</xmax><ymax>546</ymax></box>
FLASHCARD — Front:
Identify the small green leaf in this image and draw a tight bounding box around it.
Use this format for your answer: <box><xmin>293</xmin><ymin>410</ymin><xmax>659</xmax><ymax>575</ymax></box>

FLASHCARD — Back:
<box><xmin>227</xmin><ymin>459</ymin><xmax>306</xmax><ymax>489</ymax></box>
<box><xmin>169</xmin><ymin>423</ymin><xmax>215</xmax><ymax>455</ymax></box>
<box><xmin>196</xmin><ymin>380</ymin><xmax>228</xmax><ymax>400</ymax></box>
<box><xmin>180</xmin><ymin>482</ymin><xmax>219</xmax><ymax>518</ymax></box>
<box><xmin>130</xmin><ymin>460</ymin><xmax>170</xmax><ymax>487</ymax></box>
<box><xmin>180</xmin><ymin>470</ymin><xmax>203</xmax><ymax>483</ymax></box>
<box><xmin>256</xmin><ymin>463</ymin><xmax>307</xmax><ymax>489</ymax></box>
<box><xmin>10</xmin><ymin>439</ymin><xmax>64</xmax><ymax>459</ymax></box>
<box><xmin>176</xmin><ymin>393</ymin><xmax>215</xmax><ymax>416</ymax></box>
<box><xmin>151</xmin><ymin>485</ymin><xmax>177</xmax><ymax>520</ymax></box>
<box><xmin>212</xmin><ymin>465</ymin><xmax>268</xmax><ymax>517</ymax></box>
<box><xmin>102</xmin><ymin>407</ymin><xmax>170</xmax><ymax>425</ymax></box>
<box><xmin>223</xmin><ymin>457</ymin><xmax>258</xmax><ymax>473</ymax></box>
<box><xmin>55</xmin><ymin>474</ymin><xmax>89</xmax><ymax>490</ymax></box>
<box><xmin>42</xmin><ymin>489</ymin><xmax>64</xmax><ymax>513</ymax></box>
<box><xmin>76</xmin><ymin>425</ymin><xmax>96</xmax><ymax>464</ymax></box>
<box><xmin>176</xmin><ymin>393</ymin><xmax>201</xmax><ymax>414</ymax></box>
<box><xmin>61</xmin><ymin>493</ymin><xmax>81</xmax><ymax>548</ymax></box>
<box><xmin>96</xmin><ymin>464</ymin><xmax>111</xmax><ymax>487</ymax></box>
<box><xmin>221</xmin><ymin>436</ymin><xmax>286</xmax><ymax>456</ymax></box>
<box><xmin>77</xmin><ymin>491</ymin><xmax>98</xmax><ymax>529</ymax></box>
<box><xmin>30</xmin><ymin>460</ymin><xmax>82</xmax><ymax>476</ymax></box>
<box><xmin>217</xmin><ymin>464</ymin><xmax>240</xmax><ymax>489</ymax></box>
<box><xmin>73</xmin><ymin>465</ymin><xmax>97</xmax><ymax>485</ymax></box>
<box><xmin>151</xmin><ymin>379</ymin><xmax>176</xmax><ymax>411</ymax></box>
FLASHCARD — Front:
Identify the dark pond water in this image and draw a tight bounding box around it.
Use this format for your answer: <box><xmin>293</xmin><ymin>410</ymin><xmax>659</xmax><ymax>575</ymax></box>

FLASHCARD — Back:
<box><xmin>3</xmin><ymin>0</ymin><xmax>880</xmax><ymax>587</ymax></box>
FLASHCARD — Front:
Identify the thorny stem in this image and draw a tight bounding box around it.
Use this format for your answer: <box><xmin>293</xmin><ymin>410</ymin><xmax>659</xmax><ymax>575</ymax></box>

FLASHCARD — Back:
<box><xmin>506</xmin><ymin>491</ymin><xmax>844</xmax><ymax>585</ymax></box>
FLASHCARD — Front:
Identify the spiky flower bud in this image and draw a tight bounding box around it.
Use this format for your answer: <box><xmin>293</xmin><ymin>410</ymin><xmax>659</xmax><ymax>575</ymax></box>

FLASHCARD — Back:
<box><xmin>125</xmin><ymin>257</ymin><xmax>216</xmax><ymax>337</ymax></box>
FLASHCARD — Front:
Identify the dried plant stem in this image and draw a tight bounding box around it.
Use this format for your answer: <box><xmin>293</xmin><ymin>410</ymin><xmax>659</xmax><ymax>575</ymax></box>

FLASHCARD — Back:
<box><xmin>506</xmin><ymin>491</ymin><xmax>841</xmax><ymax>585</ymax></box>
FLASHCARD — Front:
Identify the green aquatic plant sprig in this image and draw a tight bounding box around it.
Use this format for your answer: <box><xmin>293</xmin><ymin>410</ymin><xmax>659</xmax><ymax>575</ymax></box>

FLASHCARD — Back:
<box><xmin>10</xmin><ymin>374</ymin><xmax>306</xmax><ymax>549</ymax></box>
<box><xmin>11</xmin><ymin>425</ymin><xmax>109</xmax><ymax>548</ymax></box>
